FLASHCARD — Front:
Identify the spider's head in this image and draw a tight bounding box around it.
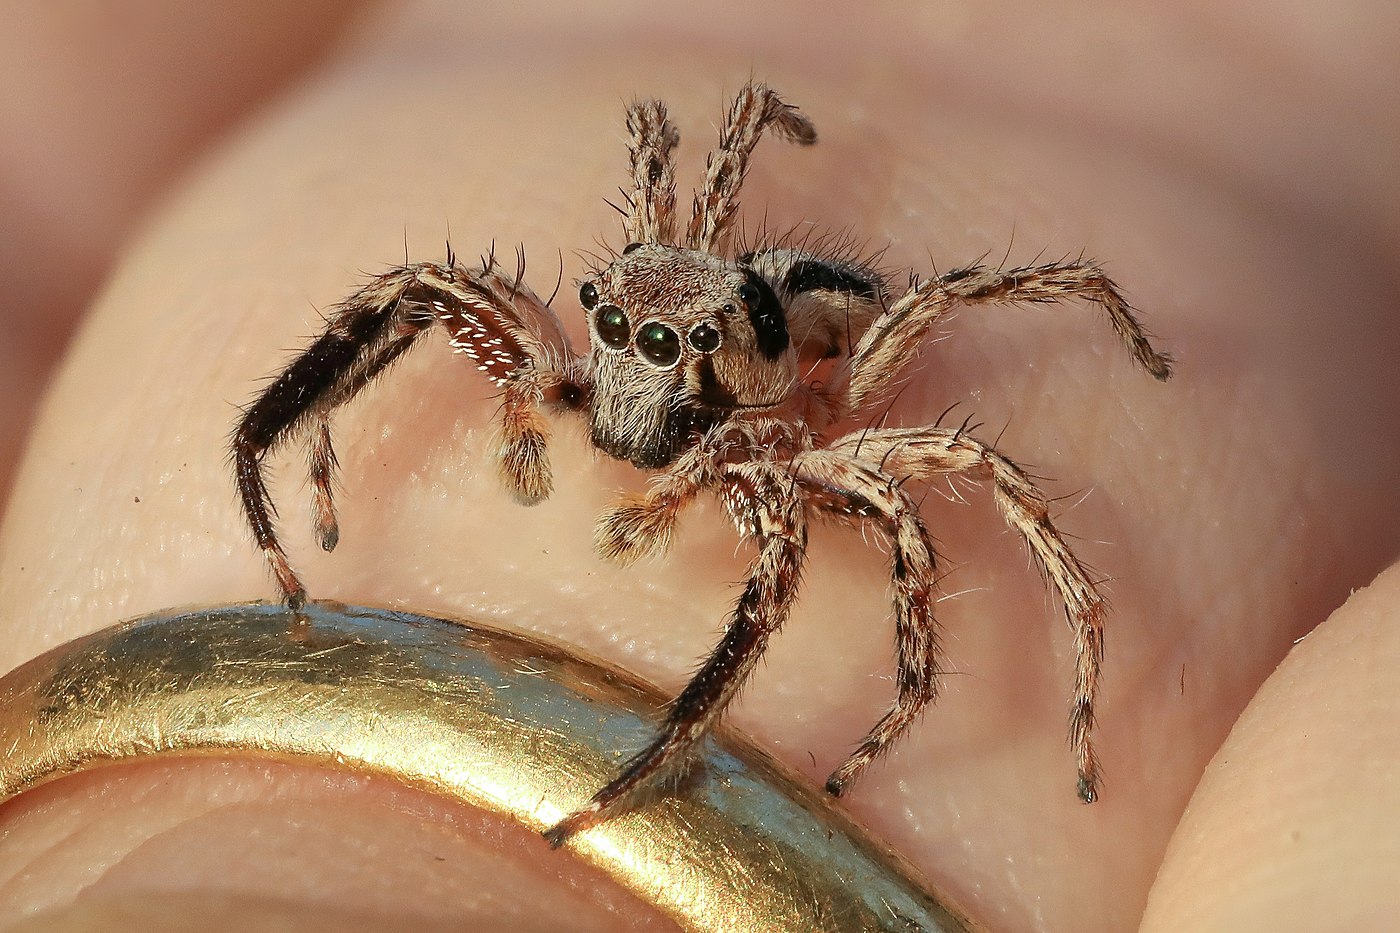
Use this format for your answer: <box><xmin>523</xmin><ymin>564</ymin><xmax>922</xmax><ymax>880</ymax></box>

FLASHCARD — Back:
<box><xmin>580</xmin><ymin>243</ymin><xmax>796</xmax><ymax>468</ymax></box>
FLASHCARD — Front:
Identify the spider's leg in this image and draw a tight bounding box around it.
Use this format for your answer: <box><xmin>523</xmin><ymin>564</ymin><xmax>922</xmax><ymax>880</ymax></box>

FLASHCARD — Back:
<box><xmin>544</xmin><ymin>460</ymin><xmax>806</xmax><ymax>847</ymax></box>
<box><xmin>232</xmin><ymin>260</ymin><xmax>579</xmax><ymax>609</ymax></box>
<box><xmin>687</xmin><ymin>82</ymin><xmax>816</xmax><ymax>253</ymax></box>
<box><xmin>496</xmin><ymin>372</ymin><xmax>558</xmax><ymax>504</ymax></box>
<box><xmin>418</xmin><ymin>262</ymin><xmax>582</xmax><ymax>503</ymax></box>
<box><xmin>305</xmin><ymin>313</ymin><xmax>431</xmax><ymax>552</ymax></box>
<box><xmin>233</xmin><ymin>277</ymin><xmax>429</xmax><ymax>608</ymax></box>
<box><xmin>792</xmin><ymin>451</ymin><xmax>945</xmax><ymax>795</ymax></box>
<box><xmin>622</xmin><ymin>99</ymin><xmax>680</xmax><ymax>244</ymax></box>
<box><xmin>593</xmin><ymin>425</ymin><xmax>731</xmax><ymax>564</ymax></box>
<box><xmin>828</xmin><ymin>425</ymin><xmax>1108</xmax><ymax>803</ymax></box>
<box><xmin>834</xmin><ymin>259</ymin><xmax>1173</xmax><ymax>416</ymax></box>
<box><xmin>308</xmin><ymin>418</ymin><xmax>341</xmax><ymax>552</ymax></box>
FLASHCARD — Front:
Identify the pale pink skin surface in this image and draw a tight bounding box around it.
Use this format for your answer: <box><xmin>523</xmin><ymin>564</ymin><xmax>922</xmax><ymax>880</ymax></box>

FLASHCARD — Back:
<box><xmin>0</xmin><ymin>1</ymin><xmax>373</xmax><ymax>500</ymax></box>
<box><xmin>2</xmin><ymin>2</ymin><xmax>1399</xmax><ymax>931</ymax></box>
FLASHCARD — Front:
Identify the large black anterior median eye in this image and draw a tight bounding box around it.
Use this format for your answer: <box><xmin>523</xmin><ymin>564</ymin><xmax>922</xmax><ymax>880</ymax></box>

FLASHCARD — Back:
<box><xmin>594</xmin><ymin>305</ymin><xmax>630</xmax><ymax>349</ymax></box>
<box><xmin>637</xmin><ymin>321</ymin><xmax>681</xmax><ymax>367</ymax></box>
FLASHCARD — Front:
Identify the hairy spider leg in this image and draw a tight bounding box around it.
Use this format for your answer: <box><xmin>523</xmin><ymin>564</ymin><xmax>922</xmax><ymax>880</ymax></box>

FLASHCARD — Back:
<box><xmin>232</xmin><ymin>261</ymin><xmax>576</xmax><ymax>609</ymax></box>
<box><xmin>687</xmin><ymin>83</ymin><xmax>816</xmax><ymax>253</ymax></box>
<box><xmin>792</xmin><ymin>451</ymin><xmax>946</xmax><ymax>796</ymax></box>
<box><xmin>544</xmin><ymin>460</ymin><xmax>806</xmax><ymax>847</ymax></box>
<box><xmin>834</xmin><ymin>259</ymin><xmax>1175</xmax><ymax>418</ymax></box>
<box><xmin>308</xmin><ymin>418</ymin><xmax>341</xmax><ymax>552</ymax></box>
<box><xmin>233</xmin><ymin>282</ymin><xmax>429</xmax><ymax>608</ymax></box>
<box><xmin>827</xmin><ymin>426</ymin><xmax>1109</xmax><ymax>802</ymax></box>
<box><xmin>621</xmin><ymin>98</ymin><xmax>681</xmax><ymax>244</ymax></box>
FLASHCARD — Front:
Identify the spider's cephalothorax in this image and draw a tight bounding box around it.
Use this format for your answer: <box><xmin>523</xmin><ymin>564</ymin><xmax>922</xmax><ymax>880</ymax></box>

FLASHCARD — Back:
<box><xmin>583</xmin><ymin>243</ymin><xmax>800</xmax><ymax>468</ymax></box>
<box><xmin>231</xmin><ymin>82</ymin><xmax>1174</xmax><ymax>848</ymax></box>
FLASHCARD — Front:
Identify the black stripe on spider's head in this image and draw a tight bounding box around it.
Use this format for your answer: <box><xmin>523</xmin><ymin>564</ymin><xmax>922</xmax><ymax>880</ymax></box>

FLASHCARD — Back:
<box><xmin>738</xmin><ymin>269</ymin><xmax>789</xmax><ymax>361</ymax></box>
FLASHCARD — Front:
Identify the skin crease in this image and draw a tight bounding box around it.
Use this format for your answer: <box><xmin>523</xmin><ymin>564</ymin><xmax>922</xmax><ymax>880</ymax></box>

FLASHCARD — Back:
<box><xmin>1</xmin><ymin>1</ymin><xmax>1398</xmax><ymax>931</ymax></box>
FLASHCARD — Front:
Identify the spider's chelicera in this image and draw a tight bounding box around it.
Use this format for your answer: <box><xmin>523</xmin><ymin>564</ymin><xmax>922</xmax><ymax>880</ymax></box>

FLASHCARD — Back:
<box><xmin>231</xmin><ymin>83</ymin><xmax>1173</xmax><ymax>847</ymax></box>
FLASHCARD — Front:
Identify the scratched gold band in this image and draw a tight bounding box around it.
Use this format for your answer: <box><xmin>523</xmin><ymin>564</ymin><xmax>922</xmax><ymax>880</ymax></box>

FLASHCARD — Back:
<box><xmin>0</xmin><ymin>603</ymin><xmax>975</xmax><ymax>932</ymax></box>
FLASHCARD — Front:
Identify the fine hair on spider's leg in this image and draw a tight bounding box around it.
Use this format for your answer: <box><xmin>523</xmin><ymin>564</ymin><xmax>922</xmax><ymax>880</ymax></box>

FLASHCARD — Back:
<box><xmin>811</xmin><ymin>256</ymin><xmax>1175</xmax><ymax>798</ymax></box>
<box><xmin>826</xmin><ymin>425</ymin><xmax>1109</xmax><ymax>802</ymax></box>
<box><xmin>232</xmin><ymin>279</ymin><xmax>430</xmax><ymax>609</ymax></box>
<box><xmin>308</xmin><ymin>418</ymin><xmax>340</xmax><ymax>552</ymax></box>
<box><xmin>687</xmin><ymin>82</ymin><xmax>817</xmax><ymax>253</ymax></box>
<box><xmin>833</xmin><ymin>259</ymin><xmax>1175</xmax><ymax>418</ymax></box>
<box><xmin>545</xmin><ymin>460</ymin><xmax>807</xmax><ymax>847</ymax></box>
<box><xmin>593</xmin><ymin>426</ymin><xmax>733</xmax><ymax>564</ymax></box>
<box><xmin>793</xmin><ymin>451</ymin><xmax>945</xmax><ymax>796</ymax></box>
<box><xmin>622</xmin><ymin>98</ymin><xmax>680</xmax><ymax>244</ymax></box>
<box><xmin>232</xmin><ymin>260</ymin><xmax>575</xmax><ymax>610</ymax></box>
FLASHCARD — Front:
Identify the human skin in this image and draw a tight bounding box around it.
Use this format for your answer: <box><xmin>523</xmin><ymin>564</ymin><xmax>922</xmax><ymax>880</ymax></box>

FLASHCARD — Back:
<box><xmin>0</xmin><ymin>1</ymin><xmax>374</xmax><ymax>501</ymax></box>
<box><xmin>1</xmin><ymin>2</ymin><xmax>1398</xmax><ymax>931</ymax></box>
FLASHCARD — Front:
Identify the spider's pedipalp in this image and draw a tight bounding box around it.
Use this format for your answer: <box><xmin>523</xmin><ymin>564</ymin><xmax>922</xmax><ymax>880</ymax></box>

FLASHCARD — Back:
<box><xmin>546</xmin><ymin>459</ymin><xmax>807</xmax><ymax>847</ymax></box>
<box><xmin>828</xmin><ymin>425</ymin><xmax>1109</xmax><ymax>801</ymax></box>
<box><xmin>593</xmin><ymin>429</ymin><xmax>730</xmax><ymax>564</ymax></box>
<box><xmin>687</xmin><ymin>82</ymin><xmax>816</xmax><ymax>253</ymax></box>
<box><xmin>498</xmin><ymin>372</ymin><xmax>555</xmax><ymax>504</ymax></box>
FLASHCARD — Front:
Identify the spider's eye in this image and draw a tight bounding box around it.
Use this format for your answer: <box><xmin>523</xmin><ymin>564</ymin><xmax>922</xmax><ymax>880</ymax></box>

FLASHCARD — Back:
<box><xmin>737</xmin><ymin>282</ymin><xmax>760</xmax><ymax>306</ymax></box>
<box><xmin>637</xmin><ymin>321</ymin><xmax>681</xmax><ymax>367</ymax></box>
<box><xmin>594</xmin><ymin>305</ymin><xmax>629</xmax><ymax>349</ymax></box>
<box><xmin>579</xmin><ymin>282</ymin><xmax>599</xmax><ymax>310</ymax></box>
<box><xmin>623</xmin><ymin>242</ymin><xmax>644</xmax><ymax>255</ymax></box>
<box><xmin>687</xmin><ymin>323</ymin><xmax>721</xmax><ymax>353</ymax></box>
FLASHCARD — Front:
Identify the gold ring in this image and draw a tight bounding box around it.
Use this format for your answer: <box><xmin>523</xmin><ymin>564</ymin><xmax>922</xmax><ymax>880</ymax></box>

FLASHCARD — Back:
<box><xmin>0</xmin><ymin>603</ymin><xmax>976</xmax><ymax>932</ymax></box>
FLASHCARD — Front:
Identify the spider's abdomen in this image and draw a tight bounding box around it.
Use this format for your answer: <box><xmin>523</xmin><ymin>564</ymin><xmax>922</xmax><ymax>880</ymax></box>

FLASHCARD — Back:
<box><xmin>741</xmin><ymin>247</ymin><xmax>887</xmax><ymax>358</ymax></box>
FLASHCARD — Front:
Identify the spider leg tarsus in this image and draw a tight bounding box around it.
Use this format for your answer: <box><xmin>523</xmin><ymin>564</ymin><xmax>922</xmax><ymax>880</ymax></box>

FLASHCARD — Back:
<box><xmin>794</xmin><ymin>452</ymin><xmax>942</xmax><ymax>796</ymax></box>
<box><xmin>542</xmin><ymin>801</ymin><xmax>603</xmax><ymax>849</ymax></box>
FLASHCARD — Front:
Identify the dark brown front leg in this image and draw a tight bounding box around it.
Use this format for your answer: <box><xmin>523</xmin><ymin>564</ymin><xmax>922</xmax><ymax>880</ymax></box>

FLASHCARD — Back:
<box><xmin>544</xmin><ymin>461</ymin><xmax>806</xmax><ymax>847</ymax></box>
<box><xmin>231</xmin><ymin>258</ymin><xmax>579</xmax><ymax>609</ymax></box>
<box><xmin>232</xmin><ymin>291</ymin><xmax>427</xmax><ymax>608</ymax></box>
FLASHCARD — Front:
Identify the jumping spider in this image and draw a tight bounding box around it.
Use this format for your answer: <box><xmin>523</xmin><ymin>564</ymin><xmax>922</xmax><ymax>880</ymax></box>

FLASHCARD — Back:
<box><xmin>232</xmin><ymin>82</ymin><xmax>1172</xmax><ymax>847</ymax></box>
